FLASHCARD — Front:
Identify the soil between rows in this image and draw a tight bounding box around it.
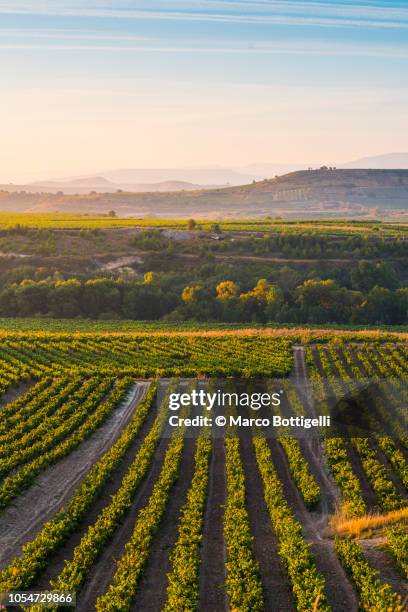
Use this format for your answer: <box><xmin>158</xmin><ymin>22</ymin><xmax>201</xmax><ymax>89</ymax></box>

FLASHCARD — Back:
<box><xmin>239</xmin><ymin>435</ymin><xmax>293</xmax><ymax>611</ymax></box>
<box><xmin>30</xmin><ymin>383</ymin><xmax>158</xmax><ymax>589</ymax></box>
<box><xmin>75</xmin><ymin>380</ymin><xmax>194</xmax><ymax>610</ymax></box>
<box><xmin>0</xmin><ymin>379</ymin><xmax>34</xmax><ymax>407</ymax></box>
<box><xmin>199</xmin><ymin>438</ymin><xmax>227</xmax><ymax>612</ymax></box>
<box><xmin>129</xmin><ymin>438</ymin><xmax>197</xmax><ymax>611</ymax></box>
<box><xmin>360</xmin><ymin>538</ymin><xmax>408</xmax><ymax>602</ymax></box>
<box><xmin>71</xmin><ymin>434</ymin><xmax>172</xmax><ymax>611</ymax></box>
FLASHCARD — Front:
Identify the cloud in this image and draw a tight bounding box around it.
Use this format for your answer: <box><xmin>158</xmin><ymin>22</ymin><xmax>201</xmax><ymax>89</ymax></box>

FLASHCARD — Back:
<box><xmin>0</xmin><ymin>37</ymin><xmax>407</xmax><ymax>59</ymax></box>
<box><xmin>1</xmin><ymin>20</ymin><xmax>408</xmax><ymax>59</ymax></box>
<box><xmin>0</xmin><ymin>1</ymin><xmax>407</xmax><ymax>29</ymax></box>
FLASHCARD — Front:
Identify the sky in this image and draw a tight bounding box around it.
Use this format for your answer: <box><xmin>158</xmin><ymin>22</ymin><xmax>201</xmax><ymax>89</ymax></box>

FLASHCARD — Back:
<box><xmin>0</xmin><ymin>0</ymin><xmax>407</xmax><ymax>181</ymax></box>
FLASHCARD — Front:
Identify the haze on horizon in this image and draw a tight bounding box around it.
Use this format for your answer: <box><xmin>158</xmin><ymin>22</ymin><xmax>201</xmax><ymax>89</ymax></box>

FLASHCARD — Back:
<box><xmin>1</xmin><ymin>0</ymin><xmax>407</xmax><ymax>183</ymax></box>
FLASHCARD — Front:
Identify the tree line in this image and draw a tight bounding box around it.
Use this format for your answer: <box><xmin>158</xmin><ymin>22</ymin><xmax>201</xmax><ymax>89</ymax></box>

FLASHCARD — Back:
<box><xmin>0</xmin><ymin>272</ymin><xmax>406</xmax><ymax>325</ymax></box>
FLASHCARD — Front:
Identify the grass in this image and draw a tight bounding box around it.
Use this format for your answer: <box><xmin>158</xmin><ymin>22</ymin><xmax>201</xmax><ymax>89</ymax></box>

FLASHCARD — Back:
<box><xmin>331</xmin><ymin>507</ymin><xmax>408</xmax><ymax>538</ymax></box>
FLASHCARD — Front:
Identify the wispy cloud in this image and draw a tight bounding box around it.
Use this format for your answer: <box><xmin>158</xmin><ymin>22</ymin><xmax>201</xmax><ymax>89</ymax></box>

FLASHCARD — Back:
<box><xmin>0</xmin><ymin>1</ymin><xmax>407</xmax><ymax>29</ymax></box>
<box><xmin>0</xmin><ymin>28</ymin><xmax>154</xmax><ymax>42</ymax></box>
<box><xmin>0</xmin><ymin>35</ymin><xmax>407</xmax><ymax>59</ymax></box>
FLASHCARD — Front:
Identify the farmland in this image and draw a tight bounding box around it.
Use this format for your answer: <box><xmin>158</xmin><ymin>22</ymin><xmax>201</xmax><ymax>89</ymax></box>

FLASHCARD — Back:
<box><xmin>0</xmin><ymin>213</ymin><xmax>407</xmax><ymax>234</ymax></box>
<box><xmin>0</xmin><ymin>330</ymin><xmax>406</xmax><ymax>611</ymax></box>
<box><xmin>0</xmin><ymin>215</ymin><xmax>407</xmax><ymax>326</ymax></box>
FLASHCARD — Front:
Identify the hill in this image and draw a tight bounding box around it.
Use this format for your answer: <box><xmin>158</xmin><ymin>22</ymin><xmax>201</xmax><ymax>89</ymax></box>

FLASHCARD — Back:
<box><xmin>340</xmin><ymin>152</ymin><xmax>408</xmax><ymax>169</ymax></box>
<box><xmin>100</xmin><ymin>166</ymin><xmax>256</xmax><ymax>186</ymax></box>
<box><xmin>7</xmin><ymin>178</ymin><xmax>206</xmax><ymax>195</ymax></box>
<box><xmin>1</xmin><ymin>168</ymin><xmax>408</xmax><ymax>219</ymax></box>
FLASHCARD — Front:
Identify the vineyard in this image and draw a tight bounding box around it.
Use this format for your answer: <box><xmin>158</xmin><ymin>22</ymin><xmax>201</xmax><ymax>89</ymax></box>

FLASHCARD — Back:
<box><xmin>0</xmin><ymin>332</ymin><xmax>406</xmax><ymax>611</ymax></box>
<box><xmin>0</xmin><ymin>213</ymin><xmax>406</xmax><ymax>234</ymax></box>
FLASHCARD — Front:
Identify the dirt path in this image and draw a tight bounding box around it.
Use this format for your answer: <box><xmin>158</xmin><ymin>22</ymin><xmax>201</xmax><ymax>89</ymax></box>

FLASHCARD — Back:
<box><xmin>285</xmin><ymin>347</ymin><xmax>359</xmax><ymax>611</ymax></box>
<box><xmin>310</xmin><ymin>345</ymin><xmax>379</xmax><ymax>511</ymax></box>
<box><xmin>0</xmin><ymin>382</ymin><xmax>150</xmax><ymax>569</ymax></box>
<box><xmin>199</xmin><ymin>438</ymin><xmax>227</xmax><ymax>612</ymax></box>
<box><xmin>32</xmin><ymin>387</ymin><xmax>161</xmax><ymax>591</ymax></box>
<box><xmin>240</xmin><ymin>436</ymin><xmax>294</xmax><ymax>611</ymax></box>
<box><xmin>292</xmin><ymin>347</ymin><xmax>340</xmax><ymax>516</ymax></box>
<box><xmin>268</xmin><ymin>436</ymin><xmax>358</xmax><ymax>611</ymax></box>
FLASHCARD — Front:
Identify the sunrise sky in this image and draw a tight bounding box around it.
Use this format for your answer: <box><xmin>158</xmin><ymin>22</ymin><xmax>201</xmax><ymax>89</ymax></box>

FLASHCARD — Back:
<box><xmin>1</xmin><ymin>0</ymin><xmax>407</xmax><ymax>181</ymax></box>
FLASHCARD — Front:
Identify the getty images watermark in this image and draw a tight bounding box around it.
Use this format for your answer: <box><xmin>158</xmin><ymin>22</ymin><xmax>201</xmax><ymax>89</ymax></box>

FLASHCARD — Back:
<box><xmin>156</xmin><ymin>382</ymin><xmax>332</xmax><ymax>438</ymax></box>
<box><xmin>156</xmin><ymin>377</ymin><xmax>407</xmax><ymax>440</ymax></box>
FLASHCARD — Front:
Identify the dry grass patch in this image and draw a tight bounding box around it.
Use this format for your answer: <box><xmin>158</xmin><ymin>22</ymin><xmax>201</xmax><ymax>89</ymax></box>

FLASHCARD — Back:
<box><xmin>331</xmin><ymin>507</ymin><xmax>408</xmax><ymax>538</ymax></box>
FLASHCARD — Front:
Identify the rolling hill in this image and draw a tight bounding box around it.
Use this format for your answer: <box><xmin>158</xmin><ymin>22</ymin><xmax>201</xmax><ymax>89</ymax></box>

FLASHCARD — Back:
<box><xmin>1</xmin><ymin>168</ymin><xmax>408</xmax><ymax>219</ymax></box>
<box><xmin>8</xmin><ymin>178</ymin><xmax>209</xmax><ymax>195</ymax></box>
<box><xmin>340</xmin><ymin>152</ymin><xmax>408</xmax><ymax>169</ymax></box>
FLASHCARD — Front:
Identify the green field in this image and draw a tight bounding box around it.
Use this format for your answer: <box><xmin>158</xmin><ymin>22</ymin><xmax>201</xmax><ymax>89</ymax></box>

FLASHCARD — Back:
<box><xmin>0</xmin><ymin>317</ymin><xmax>407</xmax><ymax>335</ymax></box>
<box><xmin>0</xmin><ymin>212</ymin><xmax>407</xmax><ymax>235</ymax></box>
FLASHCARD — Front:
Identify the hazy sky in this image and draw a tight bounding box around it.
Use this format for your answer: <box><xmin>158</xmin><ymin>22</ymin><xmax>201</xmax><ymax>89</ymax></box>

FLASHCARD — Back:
<box><xmin>1</xmin><ymin>0</ymin><xmax>407</xmax><ymax>180</ymax></box>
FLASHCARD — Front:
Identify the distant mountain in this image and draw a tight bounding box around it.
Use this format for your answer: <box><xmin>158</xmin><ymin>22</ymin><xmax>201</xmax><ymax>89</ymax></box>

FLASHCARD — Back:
<box><xmin>21</xmin><ymin>177</ymin><xmax>207</xmax><ymax>195</ymax></box>
<box><xmin>101</xmin><ymin>167</ymin><xmax>256</xmax><ymax>186</ymax></box>
<box><xmin>340</xmin><ymin>152</ymin><xmax>408</xmax><ymax>169</ymax></box>
<box><xmin>29</xmin><ymin>176</ymin><xmax>118</xmax><ymax>191</ymax></box>
<box><xmin>22</xmin><ymin>168</ymin><xmax>257</xmax><ymax>194</ymax></box>
<box><xmin>236</xmin><ymin>162</ymin><xmax>308</xmax><ymax>178</ymax></box>
<box><xmin>2</xmin><ymin>168</ymin><xmax>408</xmax><ymax>219</ymax></box>
<box><xmin>123</xmin><ymin>180</ymin><xmax>206</xmax><ymax>192</ymax></box>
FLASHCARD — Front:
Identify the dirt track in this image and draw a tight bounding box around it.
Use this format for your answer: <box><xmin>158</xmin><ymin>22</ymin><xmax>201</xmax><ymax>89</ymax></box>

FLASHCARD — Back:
<box><xmin>290</xmin><ymin>347</ymin><xmax>359</xmax><ymax>611</ymax></box>
<box><xmin>0</xmin><ymin>382</ymin><xmax>149</xmax><ymax>569</ymax></box>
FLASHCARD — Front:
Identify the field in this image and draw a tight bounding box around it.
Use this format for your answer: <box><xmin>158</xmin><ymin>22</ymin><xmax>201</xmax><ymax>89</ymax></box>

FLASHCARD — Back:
<box><xmin>0</xmin><ymin>330</ymin><xmax>406</xmax><ymax>611</ymax></box>
<box><xmin>0</xmin><ymin>214</ymin><xmax>407</xmax><ymax>326</ymax></box>
<box><xmin>0</xmin><ymin>212</ymin><xmax>407</xmax><ymax>235</ymax></box>
<box><xmin>1</xmin><ymin>318</ymin><xmax>408</xmax><ymax>335</ymax></box>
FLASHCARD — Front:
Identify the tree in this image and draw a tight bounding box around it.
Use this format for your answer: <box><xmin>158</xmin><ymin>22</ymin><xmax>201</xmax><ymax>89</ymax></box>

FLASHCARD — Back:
<box><xmin>264</xmin><ymin>286</ymin><xmax>285</xmax><ymax>320</ymax></box>
<box><xmin>351</xmin><ymin>261</ymin><xmax>399</xmax><ymax>292</ymax></box>
<box><xmin>240</xmin><ymin>279</ymin><xmax>278</xmax><ymax>303</ymax></box>
<box><xmin>108</xmin><ymin>210</ymin><xmax>117</xmax><ymax>217</ymax></box>
<box><xmin>50</xmin><ymin>279</ymin><xmax>82</xmax><ymax>318</ymax></box>
<box><xmin>353</xmin><ymin>286</ymin><xmax>399</xmax><ymax>324</ymax></box>
<box><xmin>238</xmin><ymin>279</ymin><xmax>285</xmax><ymax>323</ymax></box>
<box><xmin>14</xmin><ymin>280</ymin><xmax>51</xmax><ymax>316</ymax></box>
<box><xmin>296</xmin><ymin>279</ymin><xmax>339</xmax><ymax>312</ymax></box>
<box><xmin>181</xmin><ymin>284</ymin><xmax>202</xmax><ymax>303</ymax></box>
<box><xmin>187</xmin><ymin>219</ymin><xmax>197</xmax><ymax>231</ymax></box>
<box><xmin>295</xmin><ymin>278</ymin><xmax>362</xmax><ymax>322</ymax></box>
<box><xmin>216</xmin><ymin>280</ymin><xmax>239</xmax><ymax>301</ymax></box>
<box><xmin>143</xmin><ymin>271</ymin><xmax>155</xmax><ymax>284</ymax></box>
<box><xmin>82</xmin><ymin>278</ymin><xmax>122</xmax><ymax>318</ymax></box>
<box><xmin>122</xmin><ymin>285</ymin><xmax>171</xmax><ymax>319</ymax></box>
<box><xmin>278</xmin><ymin>266</ymin><xmax>300</xmax><ymax>293</ymax></box>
